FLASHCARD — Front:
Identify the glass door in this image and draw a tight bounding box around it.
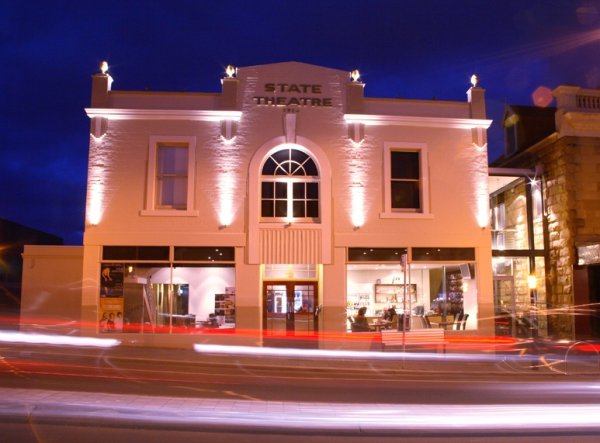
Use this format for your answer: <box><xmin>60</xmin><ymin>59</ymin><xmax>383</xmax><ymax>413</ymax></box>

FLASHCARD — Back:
<box><xmin>493</xmin><ymin>276</ymin><xmax>516</xmax><ymax>336</ymax></box>
<box><xmin>264</xmin><ymin>281</ymin><xmax>317</xmax><ymax>336</ymax></box>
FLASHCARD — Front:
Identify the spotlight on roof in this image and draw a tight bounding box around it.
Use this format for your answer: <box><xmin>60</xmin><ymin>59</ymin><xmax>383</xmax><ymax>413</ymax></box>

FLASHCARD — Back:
<box><xmin>351</xmin><ymin>69</ymin><xmax>361</xmax><ymax>82</ymax></box>
<box><xmin>100</xmin><ymin>61</ymin><xmax>109</xmax><ymax>75</ymax></box>
<box><xmin>470</xmin><ymin>73</ymin><xmax>479</xmax><ymax>87</ymax></box>
<box><xmin>225</xmin><ymin>65</ymin><xmax>236</xmax><ymax>78</ymax></box>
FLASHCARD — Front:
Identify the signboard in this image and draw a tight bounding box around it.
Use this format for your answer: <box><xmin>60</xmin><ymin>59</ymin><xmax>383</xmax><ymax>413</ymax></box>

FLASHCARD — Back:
<box><xmin>253</xmin><ymin>83</ymin><xmax>333</xmax><ymax>107</ymax></box>
<box><xmin>577</xmin><ymin>243</ymin><xmax>600</xmax><ymax>265</ymax></box>
<box><xmin>100</xmin><ymin>264</ymin><xmax>124</xmax><ymax>297</ymax></box>
<box><xmin>99</xmin><ymin>297</ymin><xmax>124</xmax><ymax>332</ymax></box>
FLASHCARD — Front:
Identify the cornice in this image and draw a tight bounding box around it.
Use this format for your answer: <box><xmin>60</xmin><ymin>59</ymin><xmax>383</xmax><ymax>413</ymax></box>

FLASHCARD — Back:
<box><xmin>344</xmin><ymin>114</ymin><xmax>492</xmax><ymax>129</ymax></box>
<box><xmin>85</xmin><ymin>108</ymin><xmax>242</xmax><ymax>121</ymax></box>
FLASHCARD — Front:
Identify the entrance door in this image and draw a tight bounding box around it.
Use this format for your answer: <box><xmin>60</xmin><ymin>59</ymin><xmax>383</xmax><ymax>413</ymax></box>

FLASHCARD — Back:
<box><xmin>263</xmin><ymin>281</ymin><xmax>317</xmax><ymax>336</ymax></box>
<box><xmin>493</xmin><ymin>276</ymin><xmax>516</xmax><ymax>336</ymax></box>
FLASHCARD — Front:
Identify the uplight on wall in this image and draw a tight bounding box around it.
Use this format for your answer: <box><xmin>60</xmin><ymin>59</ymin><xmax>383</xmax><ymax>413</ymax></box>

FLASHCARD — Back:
<box><xmin>87</xmin><ymin>181</ymin><xmax>104</xmax><ymax>226</ymax></box>
<box><xmin>217</xmin><ymin>173</ymin><xmax>235</xmax><ymax>228</ymax></box>
<box><xmin>350</xmin><ymin>182</ymin><xmax>365</xmax><ymax>230</ymax></box>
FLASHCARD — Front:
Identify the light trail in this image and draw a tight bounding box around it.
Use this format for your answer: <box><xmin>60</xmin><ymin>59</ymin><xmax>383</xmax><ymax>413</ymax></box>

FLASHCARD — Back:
<box><xmin>0</xmin><ymin>331</ymin><xmax>120</xmax><ymax>348</ymax></box>
<box><xmin>194</xmin><ymin>343</ymin><xmax>531</xmax><ymax>363</ymax></box>
<box><xmin>1</xmin><ymin>387</ymin><xmax>600</xmax><ymax>433</ymax></box>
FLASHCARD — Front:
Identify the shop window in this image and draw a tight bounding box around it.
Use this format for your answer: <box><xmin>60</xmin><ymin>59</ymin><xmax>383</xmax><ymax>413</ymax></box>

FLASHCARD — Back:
<box><xmin>412</xmin><ymin>248</ymin><xmax>475</xmax><ymax>261</ymax></box>
<box><xmin>103</xmin><ymin>246</ymin><xmax>169</xmax><ymax>261</ymax></box>
<box><xmin>141</xmin><ymin>136</ymin><xmax>198</xmax><ymax>216</ymax></box>
<box><xmin>382</xmin><ymin>142</ymin><xmax>430</xmax><ymax>218</ymax></box>
<box><xmin>348</xmin><ymin>248</ymin><xmax>407</xmax><ymax>262</ymax></box>
<box><xmin>99</xmin><ymin>262</ymin><xmax>236</xmax><ymax>333</ymax></box>
<box><xmin>532</xmin><ymin>183</ymin><xmax>543</xmax><ymax>220</ymax></box>
<box><xmin>260</xmin><ymin>147</ymin><xmax>319</xmax><ymax>221</ymax></box>
<box><xmin>174</xmin><ymin>247</ymin><xmax>235</xmax><ymax>262</ymax></box>
<box><xmin>492</xmin><ymin>203</ymin><xmax>506</xmax><ymax>250</ymax></box>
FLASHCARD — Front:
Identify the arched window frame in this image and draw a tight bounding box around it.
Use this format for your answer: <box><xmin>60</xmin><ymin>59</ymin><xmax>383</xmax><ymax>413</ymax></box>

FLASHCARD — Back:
<box><xmin>260</xmin><ymin>145</ymin><xmax>320</xmax><ymax>222</ymax></box>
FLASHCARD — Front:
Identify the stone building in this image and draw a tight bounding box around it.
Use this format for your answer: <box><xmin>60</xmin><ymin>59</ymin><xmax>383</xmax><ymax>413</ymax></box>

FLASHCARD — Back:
<box><xmin>492</xmin><ymin>86</ymin><xmax>600</xmax><ymax>339</ymax></box>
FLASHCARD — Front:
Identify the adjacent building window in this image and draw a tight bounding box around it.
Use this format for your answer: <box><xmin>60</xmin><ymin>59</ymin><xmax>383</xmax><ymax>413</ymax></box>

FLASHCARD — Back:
<box><xmin>382</xmin><ymin>142</ymin><xmax>429</xmax><ymax>217</ymax></box>
<box><xmin>260</xmin><ymin>146</ymin><xmax>319</xmax><ymax>221</ymax></box>
<box><xmin>142</xmin><ymin>136</ymin><xmax>197</xmax><ymax>216</ymax></box>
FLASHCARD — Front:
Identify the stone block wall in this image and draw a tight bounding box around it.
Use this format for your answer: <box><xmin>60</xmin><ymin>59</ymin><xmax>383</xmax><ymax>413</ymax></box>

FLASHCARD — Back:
<box><xmin>537</xmin><ymin>136</ymin><xmax>600</xmax><ymax>337</ymax></box>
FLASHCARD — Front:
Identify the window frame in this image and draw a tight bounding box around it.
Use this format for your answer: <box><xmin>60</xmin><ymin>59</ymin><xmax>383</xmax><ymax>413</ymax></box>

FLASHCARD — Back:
<box><xmin>381</xmin><ymin>142</ymin><xmax>430</xmax><ymax>218</ymax></box>
<box><xmin>141</xmin><ymin>135</ymin><xmax>198</xmax><ymax>217</ymax></box>
<box><xmin>260</xmin><ymin>146</ymin><xmax>320</xmax><ymax>223</ymax></box>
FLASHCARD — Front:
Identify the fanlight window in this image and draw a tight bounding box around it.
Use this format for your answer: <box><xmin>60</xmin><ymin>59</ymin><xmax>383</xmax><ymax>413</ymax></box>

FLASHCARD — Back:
<box><xmin>261</xmin><ymin>147</ymin><xmax>319</xmax><ymax>220</ymax></box>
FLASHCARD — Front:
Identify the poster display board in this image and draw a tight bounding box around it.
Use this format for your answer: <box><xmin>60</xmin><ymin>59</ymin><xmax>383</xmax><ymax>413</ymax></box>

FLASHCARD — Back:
<box><xmin>99</xmin><ymin>297</ymin><xmax>124</xmax><ymax>332</ymax></box>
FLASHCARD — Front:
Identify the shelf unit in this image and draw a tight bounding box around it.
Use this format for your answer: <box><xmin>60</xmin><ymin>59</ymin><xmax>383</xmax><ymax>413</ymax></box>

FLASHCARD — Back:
<box><xmin>214</xmin><ymin>293</ymin><xmax>235</xmax><ymax>324</ymax></box>
<box><xmin>374</xmin><ymin>284</ymin><xmax>416</xmax><ymax>304</ymax></box>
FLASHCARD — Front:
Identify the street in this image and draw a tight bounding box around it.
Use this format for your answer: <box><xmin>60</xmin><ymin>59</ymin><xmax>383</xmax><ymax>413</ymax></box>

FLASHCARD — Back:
<box><xmin>0</xmin><ymin>336</ymin><xmax>600</xmax><ymax>441</ymax></box>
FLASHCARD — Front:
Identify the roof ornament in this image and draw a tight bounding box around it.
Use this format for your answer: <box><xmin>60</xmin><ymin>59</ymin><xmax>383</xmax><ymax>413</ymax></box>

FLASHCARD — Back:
<box><xmin>225</xmin><ymin>65</ymin><xmax>236</xmax><ymax>78</ymax></box>
<box><xmin>350</xmin><ymin>69</ymin><xmax>361</xmax><ymax>82</ymax></box>
<box><xmin>470</xmin><ymin>73</ymin><xmax>479</xmax><ymax>88</ymax></box>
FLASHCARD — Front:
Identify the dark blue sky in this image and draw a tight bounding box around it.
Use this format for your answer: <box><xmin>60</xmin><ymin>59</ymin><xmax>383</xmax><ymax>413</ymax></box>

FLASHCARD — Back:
<box><xmin>2</xmin><ymin>0</ymin><xmax>600</xmax><ymax>244</ymax></box>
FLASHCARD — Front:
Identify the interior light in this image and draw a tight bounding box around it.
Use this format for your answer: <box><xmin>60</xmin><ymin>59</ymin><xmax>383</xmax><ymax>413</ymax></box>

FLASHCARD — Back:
<box><xmin>528</xmin><ymin>274</ymin><xmax>538</xmax><ymax>290</ymax></box>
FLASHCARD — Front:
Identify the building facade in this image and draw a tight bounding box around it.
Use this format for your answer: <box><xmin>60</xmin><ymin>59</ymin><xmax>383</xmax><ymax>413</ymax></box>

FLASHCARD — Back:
<box><xmin>27</xmin><ymin>62</ymin><xmax>496</xmax><ymax>345</ymax></box>
<box><xmin>492</xmin><ymin>86</ymin><xmax>600</xmax><ymax>340</ymax></box>
<box><xmin>0</xmin><ymin>219</ymin><xmax>63</xmax><ymax>321</ymax></box>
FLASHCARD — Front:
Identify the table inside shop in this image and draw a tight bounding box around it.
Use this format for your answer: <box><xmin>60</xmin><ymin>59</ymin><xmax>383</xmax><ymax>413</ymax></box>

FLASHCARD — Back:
<box><xmin>427</xmin><ymin>315</ymin><xmax>455</xmax><ymax>330</ymax></box>
<box><xmin>367</xmin><ymin>317</ymin><xmax>391</xmax><ymax>332</ymax></box>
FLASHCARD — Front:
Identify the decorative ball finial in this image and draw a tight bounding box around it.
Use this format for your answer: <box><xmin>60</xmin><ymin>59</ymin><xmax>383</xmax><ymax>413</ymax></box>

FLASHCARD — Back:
<box><xmin>225</xmin><ymin>65</ymin><xmax>236</xmax><ymax>78</ymax></box>
<box><xmin>470</xmin><ymin>73</ymin><xmax>479</xmax><ymax>87</ymax></box>
<box><xmin>100</xmin><ymin>61</ymin><xmax>109</xmax><ymax>75</ymax></box>
<box><xmin>351</xmin><ymin>69</ymin><xmax>361</xmax><ymax>82</ymax></box>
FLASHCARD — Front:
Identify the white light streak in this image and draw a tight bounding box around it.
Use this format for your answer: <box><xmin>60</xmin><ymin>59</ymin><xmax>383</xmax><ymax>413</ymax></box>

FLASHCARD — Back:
<box><xmin>194</xmin><ymin>343</ymin><xmax>507</xmax><ymax>362</ymax></box>
<box><xmin>5</xmin><ymin>386</ymin><xmax>600</xmax><ymax>433</ymax></box>
<box><xmin>0</xmin><ymin>331</ymin><xmax>120</xmax><ymax>348</ymax></box>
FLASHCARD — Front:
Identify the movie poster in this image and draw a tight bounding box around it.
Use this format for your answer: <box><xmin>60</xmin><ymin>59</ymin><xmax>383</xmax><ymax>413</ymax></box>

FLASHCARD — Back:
<box><xmin>99</xmin><ymin>297</ymin><xmax>124</xmax><ymax>333</ymax></box>
<box><xmin>100</xmin><ymin>264</ymin><xmax>124</xmax><ymax>297</ymax></box>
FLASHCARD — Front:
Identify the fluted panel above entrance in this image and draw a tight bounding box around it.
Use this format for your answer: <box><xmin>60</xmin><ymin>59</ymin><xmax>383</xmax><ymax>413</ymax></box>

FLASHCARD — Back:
<box><xmin>260</xmin><ymin>228</ymin><xmax>322</xmax><ymax>264</ymax></box>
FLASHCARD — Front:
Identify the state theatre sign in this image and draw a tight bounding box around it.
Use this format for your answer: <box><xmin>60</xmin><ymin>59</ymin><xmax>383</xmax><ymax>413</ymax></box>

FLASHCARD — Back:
<box><xmin>253</xmin><ymin>83</ymin><xmax>333</xmax><ymax>107</ymax></box>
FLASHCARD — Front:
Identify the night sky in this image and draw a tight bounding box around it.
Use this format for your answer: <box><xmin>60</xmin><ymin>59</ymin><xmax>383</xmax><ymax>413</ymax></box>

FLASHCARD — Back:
<box><xmin>2</xmin><ymin>0</ymin><xmax>600</xmax><ymax>245</ymax></box>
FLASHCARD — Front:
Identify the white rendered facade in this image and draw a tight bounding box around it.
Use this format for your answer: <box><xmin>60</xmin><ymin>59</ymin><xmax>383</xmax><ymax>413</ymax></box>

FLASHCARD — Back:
<box><xmin>80</xmin><ymin>62</ymin><xmax>494</xmax><ymax>343</ymax></box>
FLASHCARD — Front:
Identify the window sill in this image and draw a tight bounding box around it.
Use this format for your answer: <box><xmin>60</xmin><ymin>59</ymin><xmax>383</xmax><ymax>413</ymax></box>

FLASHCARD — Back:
<box><xmin>379</xmin><ymin>211</ymin><xmax>434</xmax><ymax>219</ymax></box>
<box><xmin>140</xmin><ymin>209</ymin><xmax>200</xmax><ymax>217</ymax></box>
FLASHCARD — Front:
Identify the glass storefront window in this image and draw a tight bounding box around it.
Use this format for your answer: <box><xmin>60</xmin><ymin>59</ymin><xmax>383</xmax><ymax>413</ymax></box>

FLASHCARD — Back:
<box><xmin>346</xmin><ymin>262</ymin><xmax>476</xmax><ymax>332</ymax></box>
<box><xmin>490</xmin><ymin>180</ymin><xmax>531</xmax><ymax>250</ymax></box>
<box><xmin>492</xmin><ymin>256</ymin><xmax>547</xmax><ymax>337</ymax></box>
<box><xmin>99</xmin><ymin>262</ymin><xmax>235</xmax><ymax>333</ymax></box>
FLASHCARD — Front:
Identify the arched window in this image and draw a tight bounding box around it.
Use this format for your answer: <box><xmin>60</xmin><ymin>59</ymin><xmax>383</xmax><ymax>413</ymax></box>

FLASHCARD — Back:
<box><xmin>260</xmin><ymin>146</ymin><xmax>319</xmax><ymax>221</ymax></box>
